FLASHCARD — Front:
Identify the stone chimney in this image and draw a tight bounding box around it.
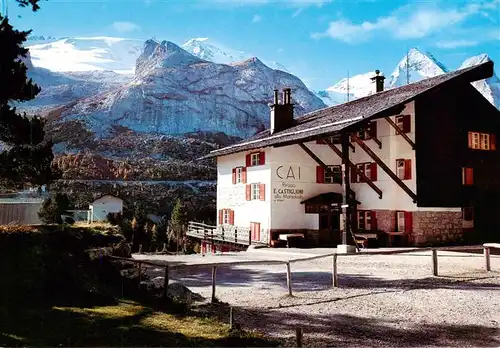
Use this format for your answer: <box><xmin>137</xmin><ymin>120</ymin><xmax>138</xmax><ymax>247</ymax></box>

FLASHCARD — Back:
<box><xmin>270</xmin><ymin>88</ymin><xmax>294</xmax><ymax>135</ymax></box>
<box><xmin>370</xmin><ymin>70</ymin><xmax>385</xmax><ymax>93</ymax></box>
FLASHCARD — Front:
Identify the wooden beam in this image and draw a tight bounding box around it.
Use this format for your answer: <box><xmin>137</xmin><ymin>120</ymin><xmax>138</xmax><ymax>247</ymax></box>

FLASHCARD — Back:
<box><xmin>385</xmin><ymin>116</ymin><xmax>416</xmax><ymax>149</ymax></box>
<box><xmin>351</xmin><ymin>134</ymin><xmax>417</xmax><ymax>203</ymax></box>
<box><xmin>298</xmin><ymin>143</ymin><xmax>338</xmax><ymax>179</ymax></box>
<box><xmin>324</xmin><ymin>138</ymin><xmax>383</xmax><ymax>199</ymax></box>
<box><xmin>372</xmin><ymin>136</ymin><xmax>382</xmax><ymax>149</ymax></box>
<box><xmin>349</xmin><ymin>142</ymin><xmax>355</xmax><ymax>152</ymax></box>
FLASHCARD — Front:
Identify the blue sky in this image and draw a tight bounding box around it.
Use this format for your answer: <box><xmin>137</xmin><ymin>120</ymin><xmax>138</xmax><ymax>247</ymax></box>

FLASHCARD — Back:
<box><xmin>8</xmin><ymin>0</ymin><xmax>500</xmax><ymax>90</ymax></box>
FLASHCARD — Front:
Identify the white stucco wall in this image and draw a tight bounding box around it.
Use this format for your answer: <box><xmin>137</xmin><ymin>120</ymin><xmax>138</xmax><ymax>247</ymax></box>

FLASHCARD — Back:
<box><xmin>217</xmin><ymin>151</ymin><xmax>271</xmax><ymax>233</ymax></box>
<box><xmin>90</xmin><ymin>195</ymin><xmax>123</xmax><ymax>222</ymax></box>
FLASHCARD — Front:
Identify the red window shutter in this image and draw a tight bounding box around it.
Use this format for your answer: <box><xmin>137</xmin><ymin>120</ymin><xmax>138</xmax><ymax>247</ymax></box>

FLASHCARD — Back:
<box><xmin>370</xmin><ymin>163</ymin><xmax>377</xmax><ymax>181</ymax></box>
<box><xmin>259</xmin><ymin>183</ymin><xmax>265</xmax><ymax>201</ymax></box>
<box><xmin>464</xmin><ymin>167</ymin><xmax>474</xmax><ymax>185</ymax></box>
<box><xmin>468</xmin><ymin>132</ymin><xmax>473</xmax><ymax>148</ymax></box>
<box><xmin>259</xmin><ymin>152</ymin><xmax>266</xmax><ymax>165</ymax></box>
<box><xmin>350</xmin><ymin>166</ymin><xmax>357</xmax><ymax>183</ymax></box>
<box><xmin>369</xmin><ymin>121</ymin><xmax>377</xmax><ymax>139</ymax></box>
<box><xmin>370</xmin><ymin>211</ymin><xmax>377</xmax><ymax>231</ymax></box>
<box><xmin>316</xmin><ymin>139</ymin><xmax>326</xmax><ymax>144</ymax></box>
<box><xmin>245</xmin><ymin>184</ymin><xmax>251</xmax><ymax>201</ymax></box>
<box><xmin>255</xmin><ymin>223</ymin><xmax>261</xmax><ymax>241</ymax></box>
<box><xmin>218</xmin><ymin>210</ymin><xmax>223</xmax><ymax>224</ymax></box>
<box><xmin>403</xmin><ymin>115</ymin><xmax>411</xmax><ymax>133</ymax></box>
<box><xmin>491</xmin><ymin>134</ymin><xmax>496</xmax><ymax>150</ymax></box>
<box><xmin>241</xmin><ymin>167</ymin><xmax>247</xmax><ymax>184</ymax></box>
<box><xmin>232</xmin><ymin>168</ymin><xmax>236</xmax><ymax>184</ymax></box>
<box><xmin>404</xmin><ymin>211</ymin><xmax>413</xmax><ymax>233</ymax></box>
<box><xmin>404</xmin><ymin>159</ymin><xmax>412</xmax><ymax>180</ymax></box>
<box><xmin>229</xmin><ymin>210</ymin><xmax>235</xmax><ymax>225</ymax></box>
<box><xmin>316</xmin><ymin>166</ymin><xmax>325</xmax><ymax>183</ymax></box>
<box><xmin>245</xmin><ymin>154</ymin><xmax>251</xmax><ymax>167</ymax></box>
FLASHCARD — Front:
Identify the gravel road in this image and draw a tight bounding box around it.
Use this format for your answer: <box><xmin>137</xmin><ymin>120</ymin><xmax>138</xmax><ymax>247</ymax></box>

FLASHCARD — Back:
<box><xmin>136</xmin><ymin>248</ymin><xmax>500</xmax><ymax>347</ymax></box>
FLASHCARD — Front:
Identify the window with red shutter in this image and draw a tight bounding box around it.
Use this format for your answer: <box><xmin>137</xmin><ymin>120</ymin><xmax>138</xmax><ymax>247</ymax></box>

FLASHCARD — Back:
<box><xmin>241</xmin><ymin>167</ymin><xmax>247</xmax><ymax>183</ymax></box>
<box><xmin>229</xmin><ymin>210</ymin><xmax>235</xmax><ymax>225</ymax></box>
<box><xmin>370</xmin><ymin>163</ymin><xmax>377</xmax><ymax>181</ymax></box>
<box><xmin>462</xmin><ymin>167</ymin><xmax>474</xmax><ymax>185</ymax></box>
<box><xmin>259</xmin><ymin>151</ymin><xmax>266</xmax><ymax>165</ymax></box>
<box><xmin>232</xmin><ymin>168</ymin><xmax>237</xmax><ymax>184</ymax></box>
<box><xmin>218</xmin><ymin>210</ymin><xmax>223</xmax><ymax>225</ymax></box>
<box><xmin>356</xmin><ymin>163</ymin><xmax>365</xmax><ymax>182</ymax></box>
<box><xmin>370</xmin><ymin>211</ymin><xmax>377</xmax><ymax>231</ymax></box>
<box><xmin>245</xmin><ymin>184</ymin><xmax>251</xmax><ymax>201</ymax></box>
<box><xmin>404</xmin><ymin>211</ymin><xmax>413</xmax><ymax>233</ymax></box>
<box><xmin>491</xmin><ymin>134</ymin><xmax>496</xmax><ymax>150</ymax></box>
<box><xmin>402</xmin><ymin>115</ymin><xmax>411</xmax><ymax>133</ymax></box>
<box><xmin>316</xmin><ymin>166</ymin><xmax>325</xmax><ymax>183</ymax></box>
<box><xmin>245</xmin><ymin>154</ymin><xmax>251</xmax><ymax>167</ymax></box>
<box><xmin>404</xmin><ymin>159</ymin><xmax>412</xmax><ymax>180</ymax></box>
<box><xmin>259</xmin><ymin>183</ymin><xmax>265</xmax><ymax>201</ymax></box>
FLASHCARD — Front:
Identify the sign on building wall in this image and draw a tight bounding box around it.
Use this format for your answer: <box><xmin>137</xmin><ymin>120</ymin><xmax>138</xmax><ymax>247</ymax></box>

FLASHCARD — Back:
<box><xmin>273</xmin><ymin>165</ymin><xmax>305</xmax><ymax>202</ymax></box>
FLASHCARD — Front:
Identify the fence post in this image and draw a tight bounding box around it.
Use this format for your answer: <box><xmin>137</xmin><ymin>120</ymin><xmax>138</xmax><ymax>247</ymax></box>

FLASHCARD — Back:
<box><xmin>163</xmin><ymin>265</ymin><xmax>169</xmax><ymax>298</ymax></box>
<box><xmin>484</xmin><ymin>246</ymin><xmax>491</xmax><ymax>272</ymax></box>
<box><xmin>211</xmin><ymin>266</ymin><xmax>217</xmax><ymax>303</ymax></box>
<box><xmin>295</xmin><ymin>327</ymin><xmax>303</xmax><ymax>348</ymax></box>
<box><xmin>432</xmin><ymin>249</ymin><xmax>438</xmax><ymax>276</ymax></box>
<box><xmin>249</xmin><ymin>229</ymin><xmax>252</xmax><ymax>246</ymax></box>
<box><xmin>229</xmin><ymin>306</ymin><xmax>234</xmax><ymax>330</ymax></box>
<box><xmin>332</xmin><ymin>254</ymin><xmax>338</xmax><ymax>287</ymax></box>
<box><xmin>138</xmin><ymin>244</ymin><xmax>143</xmax><ymax>254</ymax></box>
<box><xmin>138</xmin><ymin>263</ymin><xmax>143</xmax><ymax>289</ymax></box>
<box><xmin>235</xmin><ymin>228</ymin><xmax>238</xmax><ymax>244</ymax></box>
<box><xmin>286</xmin><ymin>262</ymin><xmax>292</xmax><ymax>296</ymax></box>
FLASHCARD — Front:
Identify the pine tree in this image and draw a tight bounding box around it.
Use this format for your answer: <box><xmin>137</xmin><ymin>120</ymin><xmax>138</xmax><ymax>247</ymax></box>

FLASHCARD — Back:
<box><xmin>0</xmin><ymin>1</ymin><xmax>57</xmax><ymax>189</ymax></box>
<box><xmin>168</xmin><ymin>199</ymin><xmax>187</xmax><ymax>252</ymax></box>
<box><xmin>38</xmin><ymin>193</ymin><xmax>70</xmax><ymax>224</ymax></box>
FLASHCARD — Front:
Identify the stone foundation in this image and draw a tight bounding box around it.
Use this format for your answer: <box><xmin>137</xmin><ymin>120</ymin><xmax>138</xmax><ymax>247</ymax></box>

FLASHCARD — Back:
<box><xmin>412</xmin><ymin>211</ymin><xmax>464</xmax><ymax>245</ymax></box>
<box><xmin>372</xmin><ymin>209</ymin><xmax>466</xmax><ymax>246</ymax></box>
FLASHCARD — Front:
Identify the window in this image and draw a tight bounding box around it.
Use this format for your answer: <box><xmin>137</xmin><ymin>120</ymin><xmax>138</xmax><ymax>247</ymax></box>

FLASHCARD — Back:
<box><xmin>462</xmin><ymin>207</ymin><xmax>474</xmax><ymax>221</ymax></box>
<box><xmin>357</xmin><ymin>211</ymin><xmax>373</xmax><ymax>231</ymax></box>
<box><xmin>468</xmin><ymin>132</ymin><xmax>496</xmax><ymax>150</ymax></box>
<box><xmin>396</xmin><ymin>211</ymin><xmax>413</xmax><ymax>232</ymax></box>
<box><xmin>395</xmin><ymin>115</ymin><xmax>411</xmax><ymax>133</ymax></box>
<box><xmin>232</xmin><ymin>167</ymin><xmax>246</xmax><ymax>184</ymax></box>
<box><xmin>251</xmin><ymin>153</ymin><xmax>260</xmax><ymax>166</ymax></box>
<box><xmin>353</xmin><ymin>121</ymin><xmax>377</xmax><ymax>141</ymax></box>
<box><xmin>396</xmin><ymin>159</ymin><xmax>411</xmax><ymax>180</ymax></box>
<box><xmin>324</xmin><ymin>165</ymin><xmax>342</xmax><ymax>184</ymax></box>
<box><xmin>250</xmin><ymin>222</ymin><xmax>261</xmax><ymax>241</ymax></box>
<box><xmin>462</xmin><ymin>167</ymin><xmax>474</xmax><ymax>186</ymax></box>
<box><xmin>218</xmin><ymin>209</ymin><xmax>234</xmax><ymax>225</ymax></box>
<box><xmin>246</xmin><ymin>152</ymin><xmax>266</xmax><ymax>166</ymax></box>
<box><xmin>246</xmin><ymin>183</ymin><xmax>265</xmax><ymax>201</ymax></box>
<box><xmin>352</xmin><ymin>163</ymin><xmax>377</xmax><ymax>183</ymax></box>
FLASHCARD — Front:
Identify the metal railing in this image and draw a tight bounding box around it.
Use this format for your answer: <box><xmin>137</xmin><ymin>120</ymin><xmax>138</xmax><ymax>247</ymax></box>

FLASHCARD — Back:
<box><xmin>187</xmin><ymin>221</ymin><xmax>253</xmax><ymax>245</ymax></box>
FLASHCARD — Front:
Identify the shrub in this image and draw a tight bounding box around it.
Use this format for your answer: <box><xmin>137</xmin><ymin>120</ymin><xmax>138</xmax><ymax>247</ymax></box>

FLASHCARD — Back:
<box><xmin>38</xmin><ymin>193</ymin><xmax>71</xmax><ymax>224</ymax></box>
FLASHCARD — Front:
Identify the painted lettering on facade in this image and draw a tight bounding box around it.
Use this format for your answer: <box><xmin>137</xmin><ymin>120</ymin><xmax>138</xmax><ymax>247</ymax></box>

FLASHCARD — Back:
<box><xmin>275</xmin><ymin>165</ymin><xmax>301</xmax><ymax>180</ymax></box>
<box><xmin>273</xmin><ymin>181</ymin><xmax>304</xmax><ymax>202</ymax></box>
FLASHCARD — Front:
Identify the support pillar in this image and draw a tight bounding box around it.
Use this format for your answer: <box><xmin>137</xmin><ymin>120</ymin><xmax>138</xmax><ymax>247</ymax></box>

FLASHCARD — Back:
<box><xmin>338</xmin><ymin>133</ymin><xmax>356</xmax><ymax>254</ymax></box>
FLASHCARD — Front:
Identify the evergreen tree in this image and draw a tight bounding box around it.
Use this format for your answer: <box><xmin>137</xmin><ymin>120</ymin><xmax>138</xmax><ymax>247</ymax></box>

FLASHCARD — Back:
<box><xmin>168</xmin><ymin>199</ymin><xmax>187</xmax><ymax>252</ymax></box>
<box><xmin>0</xmin><ymin>1</ymin><xmax>57</xmax><ymax>189</ymax></box>
<box><xmin>38</xmin><ymin>193</ymin><xmax>71</xmax><ymax>224</ymax></box>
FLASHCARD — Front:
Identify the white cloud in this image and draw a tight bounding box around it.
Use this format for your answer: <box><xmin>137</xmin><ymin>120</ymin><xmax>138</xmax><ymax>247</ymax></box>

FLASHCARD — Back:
<box><xmin>436</xmin><ymin>40</ymin><xmax>478</xmax><ymax>49</ymax></box>
<box><xmin>313</xmin><ymin>0</ymin><xmax>499</xmax><ymax>43</ymax></box>
<box><xmin>112</xmin><ymin>21</ymin><xmax>141</xmax><ymax>33</ymax></box>
<box><xmin>252</xmin><ymin>14</ymin><xmax>262</xmax><ymax>23</ymax></box>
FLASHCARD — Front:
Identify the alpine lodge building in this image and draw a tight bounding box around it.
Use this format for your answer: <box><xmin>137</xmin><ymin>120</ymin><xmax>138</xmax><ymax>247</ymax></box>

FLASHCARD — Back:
<box><xmin>191</xmin><ymin>60</ymin><xmax>500</xmax><ymax>251</ymax></box>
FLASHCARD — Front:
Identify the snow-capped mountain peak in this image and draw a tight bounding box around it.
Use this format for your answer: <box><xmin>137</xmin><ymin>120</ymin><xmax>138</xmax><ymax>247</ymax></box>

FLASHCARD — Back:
<box><xmin>460</xmin><ymin>54</ymin><xmax>500</xmax><ymax>108</ymax></box>
<box><xmin>389</xmin><ymin>47</ymin><xmax>447</xmax><ymax>88</ymax></box>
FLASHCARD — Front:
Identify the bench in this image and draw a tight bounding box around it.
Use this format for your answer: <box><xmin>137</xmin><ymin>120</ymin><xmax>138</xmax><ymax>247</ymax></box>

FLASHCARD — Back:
<box><xmin>278</xmin><ymin>233</ymin><xmax>305</xmax><ymax>248</ymax></box>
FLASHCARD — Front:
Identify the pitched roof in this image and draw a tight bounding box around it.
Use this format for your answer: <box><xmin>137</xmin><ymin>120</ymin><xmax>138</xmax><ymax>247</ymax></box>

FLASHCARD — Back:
<box><xmin>204</xmin><ymin>61</ymin><xmax>494</xmax><ymax>159</ymax></box>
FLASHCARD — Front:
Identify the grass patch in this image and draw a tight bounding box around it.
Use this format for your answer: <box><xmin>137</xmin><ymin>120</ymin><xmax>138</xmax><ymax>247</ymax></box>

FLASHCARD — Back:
<box><xmin>0</xmin><ymin>300</ymin><xmax>274</xmax><ymax>347</ymax></box>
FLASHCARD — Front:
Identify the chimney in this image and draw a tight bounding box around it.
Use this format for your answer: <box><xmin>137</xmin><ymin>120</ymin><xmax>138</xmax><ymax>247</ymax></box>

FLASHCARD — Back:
<box><xmin>270</xmin><ymin>88</ymin><xmax>294</xmax><ymax>135</ymax></box>
<box><xmin>370</xmin><ymin>69</ymin><xmax>386</xmax><ymax>93</ymax></box>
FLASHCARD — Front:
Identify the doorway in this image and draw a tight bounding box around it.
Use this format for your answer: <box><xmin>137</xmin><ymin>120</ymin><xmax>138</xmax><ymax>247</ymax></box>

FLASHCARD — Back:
<box><xmin>318</xmin><ymin>205</ymin><xmax>341</xmax><ymax>246</ymax></box>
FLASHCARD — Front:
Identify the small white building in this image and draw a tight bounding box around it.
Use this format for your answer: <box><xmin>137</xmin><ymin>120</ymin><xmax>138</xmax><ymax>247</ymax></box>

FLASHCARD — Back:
<box><xmin>88</xmin><ymin>195</ymin><xmax>123</xmax><ymax>223</ymax></box>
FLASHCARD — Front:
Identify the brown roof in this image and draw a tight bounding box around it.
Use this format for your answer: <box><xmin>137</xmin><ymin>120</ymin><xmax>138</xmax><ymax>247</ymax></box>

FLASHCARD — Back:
<box><xmin>203</xmin><ymin>61</ymin><xmax>494</xmax><ymax>159</ymax></box>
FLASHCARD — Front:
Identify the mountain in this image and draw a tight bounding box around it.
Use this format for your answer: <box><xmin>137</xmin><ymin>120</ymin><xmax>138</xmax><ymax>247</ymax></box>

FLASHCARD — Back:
<box><xmin>318</xmin><ymin>48</ymin><xmax>498</xmax><ymax>109</ymax></box>
<box><xmin>26</xmin><ymin>36</ymin><xmax>143</xmax><ymax>74</ymax></box>
<box><xmin>182</xmin><ymin>37</ymin><xmax>290</xmax><ymax>73</ymax></box>
<box><xmin>388</xmin><ymin>48</ymin><xmax>447</xmax><ymax>88</ymax></box>
<box><xmin>460</xmin><ymin>54</ymin><xmax>500</xmax><ymax>109</ymax></box>
<box><xmin>47</xmin><ymin>40</ymin><xmax>324</xmax><ymax>140</ymax></box>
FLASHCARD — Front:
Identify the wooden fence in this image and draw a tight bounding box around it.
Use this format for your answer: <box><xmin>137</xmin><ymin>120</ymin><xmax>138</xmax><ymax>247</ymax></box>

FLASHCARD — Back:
<box><xmin>187</xmin><ymin>221</ymin><xmax>253</xmax><ymax>246</ymax></box>
<box><xmin>108</xmin><ymin>243</ymin><xmax>499</xmax><ymax>302</ymax></box>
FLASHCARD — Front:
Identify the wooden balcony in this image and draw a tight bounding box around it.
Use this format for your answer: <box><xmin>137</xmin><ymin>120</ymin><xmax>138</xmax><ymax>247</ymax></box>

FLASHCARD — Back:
<box><xmin>187</xmin><ymin>221</ymin><xmax>258</xmax><ymax>246</ymax></box>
